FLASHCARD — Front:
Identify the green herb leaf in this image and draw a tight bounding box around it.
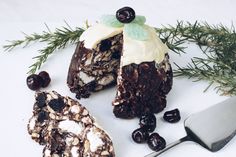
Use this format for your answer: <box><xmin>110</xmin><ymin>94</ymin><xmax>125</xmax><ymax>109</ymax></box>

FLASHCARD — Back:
<box><xmin>124</xmin><ymin>23</ymin><xmax>148</xmax><ymax>40</ymax></box>
<box><xmin>133</xmin><ymin>15</ymin><xmax>146</xmax><ymax>25</ymax></box>
<box><xmin>100</xmin><ymin>15</ymin><xmax>124</xmax><ymax>28</ymax></box>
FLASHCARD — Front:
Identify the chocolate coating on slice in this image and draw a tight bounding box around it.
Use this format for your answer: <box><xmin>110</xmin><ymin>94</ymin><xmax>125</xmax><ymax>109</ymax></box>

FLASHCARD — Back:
<box><xmin>28</xmin><ymin>91</ymin><xmax>115</xmax><ymax>157</ymax></box>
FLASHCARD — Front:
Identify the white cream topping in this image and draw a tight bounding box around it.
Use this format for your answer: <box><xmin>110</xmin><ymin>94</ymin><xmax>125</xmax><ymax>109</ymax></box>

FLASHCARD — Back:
<box><xmin>87</xmin><ymin>128</ymin><xmax>104</xmax><ymax>152</ymax></box>
<box><xmin>79</xmin><ymin>23</ymin><xmax>168</xmax><ymax>66</ymax></box>
<box><xmin>79</xmin><ymin>23</ymin><xmax>123</xmax><ymax>49</ymax></box>
<box><xmin>121</xmin><ymin>25</ymin><xmax>168</xmax><ymax>66</ymax></box>
<box><xmin>58</xmin><ymin>120</ymin><xmax>83</xmax><ymax>135</ymax></box>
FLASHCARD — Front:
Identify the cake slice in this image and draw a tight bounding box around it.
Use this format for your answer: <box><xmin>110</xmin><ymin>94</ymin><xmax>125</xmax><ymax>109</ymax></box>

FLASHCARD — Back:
<box><xmin>28</xmin><ymin>91</ymin><xmax>115</xmax><ymax>157</ymax></box>
<box><xmin>67</xmin><ymin>7</ymin><xmax>173</xmax><ymax>118</ymax></box>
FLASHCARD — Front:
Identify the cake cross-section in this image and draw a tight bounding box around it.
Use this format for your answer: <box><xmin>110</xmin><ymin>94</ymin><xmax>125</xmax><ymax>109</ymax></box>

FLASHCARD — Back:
<box><xmin>28</xmin><ymin>91</ymin><xmax>115</xmax><ymax>157</ymax></box>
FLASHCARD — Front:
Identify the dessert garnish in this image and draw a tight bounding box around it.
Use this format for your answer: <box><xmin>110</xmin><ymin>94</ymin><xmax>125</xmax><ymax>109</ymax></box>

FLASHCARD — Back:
<box><xmin>116</xmin><ymin>7</ymin><xmax>136</xmax><ymax>23</ymax></box>
<box><xmin>163</xmin><ymin>109</ymin><xmax>181</xmax><ymax>123</ymax></box>
<box><xmin>26</xmin><ymin>74</ymin><xmax>43</xmax><ymax>90</ymax></box>
<box><xmin>132</xmin><ymin>127</ymin><xmax>149</xmax><ymax>144</ymax></box>
<box><xmin>38</xmin><ymin>71</ymin><xmax>51</xmax><ymax>87</ymax></box>
<box><xmin>139</xmin><ymin>113</ymin><xmax>157</xmax><ymax>132</ymax></box>
<box><xmin>26</xmin><ymin>71</ymin><xmax>51</xmax><ymax>90</ymax></box>
<box><xmin>147</xmin><ymin>133</ymin><xmax>166</xmax><ymax>152</ymax></box>
<box><xmin>101</xmin><ymin>7</ymin><xmax>148</xmax><ymax>40</ymax></box>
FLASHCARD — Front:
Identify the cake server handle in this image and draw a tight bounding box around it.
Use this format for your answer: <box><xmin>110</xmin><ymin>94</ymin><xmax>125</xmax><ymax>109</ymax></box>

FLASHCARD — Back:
<box><xmin>144</xmin><ymin>136</ymin><xmax>191</xmax><ymax>157</ymax></box>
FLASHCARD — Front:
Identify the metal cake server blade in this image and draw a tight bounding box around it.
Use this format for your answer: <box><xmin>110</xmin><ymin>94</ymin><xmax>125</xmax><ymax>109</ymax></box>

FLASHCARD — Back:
<box><xmin>145</xmin><ymin>97</ymin><xmax>236</xmax><ymax>157</ymax></box>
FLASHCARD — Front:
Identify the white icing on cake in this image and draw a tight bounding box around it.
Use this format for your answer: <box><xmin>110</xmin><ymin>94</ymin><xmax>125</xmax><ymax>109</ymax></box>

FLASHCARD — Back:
<box><xmin>79</xmin><ymin>23</ymin><xmax>123</xmax><ymax>49</ymax></box>
<box><xmin>87</xmin><ymin>128</ymin><xmax>104</xmax><ymax>152</ymax></box>
<box><xmin>79</xmin><ymin>23</ymin><xmax>168</xmax><ymax>66</ymax></box>
<box><xmin>58</xmin><ymin>120</ymin><xmax>83</xmax><ymax>135</ymax></box>
<box><xmin>121</xmin><ymin>25</ymin><xmax>168</xmax><ymax>66</ymax></box>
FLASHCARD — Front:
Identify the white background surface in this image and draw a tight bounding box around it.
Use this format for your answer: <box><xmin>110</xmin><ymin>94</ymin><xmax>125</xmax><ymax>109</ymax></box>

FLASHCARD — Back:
<box><xmin>0</xmin><ymin>0</ymin><xmax>236</xmax><ymax>157</ymax></box>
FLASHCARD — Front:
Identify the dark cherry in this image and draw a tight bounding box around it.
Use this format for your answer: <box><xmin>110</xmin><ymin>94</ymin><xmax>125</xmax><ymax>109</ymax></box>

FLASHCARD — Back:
<box><xmin>81</xmin><ymin>92</ymin><xmax>91</xmax><ymax>98</ymax></box>
<box><xmin>26</xmin><ymin>74</ymin><xmax>43</xmax><ymax>90</ymax></box>
<box><xmin>147</xmin><ymin>133</ymin><xmax>166</xmax><ymax>152</ymax></box>
<box><xmin>80</xmin><ymin>90</ymin><xmax>91</xmax><ymax>98</ymax></box>
<box><xmin>163</xmin><ymin>109</ymin><xmax>181</xmax><ymax>123</ymax></box>
<box><xmin>132</xmin><ymin>128</ymin><xmax>149</xmax><ymax>143</ymax></box>
<box><xmin>37</xmin><ymin>111</ymin><xmax>48</xmax><ymax>123</ymax></box>
<box><xmin>139</xmin><ymin>113</ymin><xmax>156</xmax><ymax>132</ymax></box>
<box><xmin>116</xmin><ymin>7</ymin><xmax>135</xmax><ymax>23</ymax></box>
<box><xmin>75</xmin><ymin>93</ymin><xmax>81</xmax><ymax>99</ymax></box>
<box><xmin>48</xmin><ymin>98</ymin><xmax>66</xmax><ymax>112</ymax></box>
<box><xmin>38</xmin><ymin>71</ymin><xmax>51</xmax><ymax>88</ymax></box>
<box><xmin>99</xmin><ymin>39</ymin><xmax>112</xmax><ymax>52</ymax></box>
<box><xmin>36</xmin><ymin>92</ymin><xmax>47</xmax><ymax>108</ymax></box>
<box><xmin>87</xmin><ymin>81</ymin><xmax>96</xmax><ymax>92</ymax></box>
<box><xmin>111</xmin><ymin>50</ymin><xmax>121</xmax><ymax>59</ymax></box>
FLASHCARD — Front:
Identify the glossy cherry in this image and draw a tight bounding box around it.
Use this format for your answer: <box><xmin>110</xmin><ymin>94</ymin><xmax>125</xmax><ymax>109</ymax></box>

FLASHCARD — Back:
<box><xmin>116</xmin><ymin>7</ymin><xmax>135</xmax><ymax>23</ymax></box>
<box><xmin>147</xmin><ymin>133</ymin><xmax>166</xmax><ymax>152</ymax></box>
<box><xmin>139</xmin><ymin>113</ymin><xmax>156</xmax><ymax>132</ymax></box>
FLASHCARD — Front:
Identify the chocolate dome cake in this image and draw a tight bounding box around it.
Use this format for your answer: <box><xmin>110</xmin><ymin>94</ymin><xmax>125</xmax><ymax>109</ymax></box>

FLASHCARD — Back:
<box><xmin>67</xmin><ymin>7</ymin><xmax>173</xmax><ymax>119</ymax></box>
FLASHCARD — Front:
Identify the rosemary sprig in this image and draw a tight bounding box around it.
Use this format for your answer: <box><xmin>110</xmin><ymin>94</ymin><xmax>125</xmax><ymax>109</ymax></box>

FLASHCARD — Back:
<box><xmin>159</xmin><ymin>21</ymin><xmax>236</xmax><ymax>95</ymax></box>
<box><xmin>3</xmin><ymin>21</ymin><xmax>236</xmax><ymax>95</ymax></box>
<box><xmin>27</xmin><ymin>26</ymin><xmax>84</xmax><ymax>74</ymax></box>
<box><xmin>3</xmin><ymin>32</ymin><xmax>49</xmax><ymax>52</ymax></box>
<box><xmin>4</xmin><ymin>23</ymin><xmax>84</xmax><ymax>74</ymax></box>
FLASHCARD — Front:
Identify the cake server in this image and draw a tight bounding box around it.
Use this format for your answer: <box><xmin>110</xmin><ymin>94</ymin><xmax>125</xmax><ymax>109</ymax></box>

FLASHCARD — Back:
<box><xmin>145</xmin><ymin>97</ymin><xmax>236</xmax><ymax>157</ymax></box>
